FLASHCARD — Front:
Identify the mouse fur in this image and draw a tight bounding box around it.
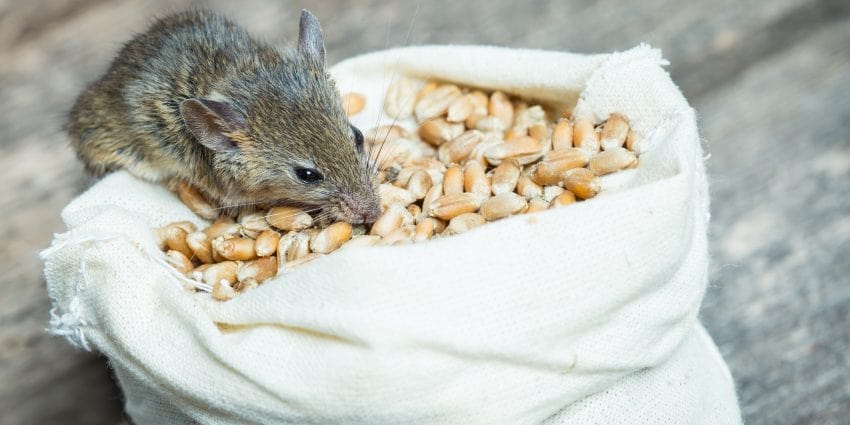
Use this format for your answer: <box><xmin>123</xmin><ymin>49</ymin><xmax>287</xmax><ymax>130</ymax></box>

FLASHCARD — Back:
<box><xmin>66</xmin><ymin>9</ymin><xmax>381</xmax><ymax>223</ymax></box>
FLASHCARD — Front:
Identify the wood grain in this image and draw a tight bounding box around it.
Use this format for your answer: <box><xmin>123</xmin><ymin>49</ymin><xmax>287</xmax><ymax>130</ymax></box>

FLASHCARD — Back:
<box><xmin>1</xmin><ymin>0</ymin><xmax>847</xmax><ymax>424</ymax></box>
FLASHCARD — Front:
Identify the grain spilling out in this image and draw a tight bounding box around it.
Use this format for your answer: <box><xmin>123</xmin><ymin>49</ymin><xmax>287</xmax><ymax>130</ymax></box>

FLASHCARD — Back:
<box><xmin>156</xmin><ymin>80</ymin><xmax>643</xmax><ymax>299</ymax></box>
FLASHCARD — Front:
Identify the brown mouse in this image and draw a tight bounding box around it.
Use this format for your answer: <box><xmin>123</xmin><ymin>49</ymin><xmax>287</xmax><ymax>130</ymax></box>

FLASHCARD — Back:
<box><xmin>66</xmin><ymin>9</ymin><xmax>381</xmax><ymax>224</ymax></box>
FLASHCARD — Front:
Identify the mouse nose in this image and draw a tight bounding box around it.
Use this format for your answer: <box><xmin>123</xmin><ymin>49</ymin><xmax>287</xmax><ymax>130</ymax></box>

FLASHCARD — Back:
<box><xmin>360</xmin><ymin>205</ymin><xmax>381</xmax><ymax>223</ymax></box>
<box><xmin>339</xmin><ymin>193</ymin><xmax>381</xmax><ymax>224</ymax></box>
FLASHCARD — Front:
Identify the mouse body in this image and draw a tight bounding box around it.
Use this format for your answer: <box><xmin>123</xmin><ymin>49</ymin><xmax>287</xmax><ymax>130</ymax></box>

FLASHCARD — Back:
<box><xmin>67</xmin><ymin>10</ymin><xmax>381</xmax><ymax>223</ymax></box>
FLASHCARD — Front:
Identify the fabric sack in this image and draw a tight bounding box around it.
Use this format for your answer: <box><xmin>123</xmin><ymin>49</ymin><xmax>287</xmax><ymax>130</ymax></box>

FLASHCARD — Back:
<box><xmin>43</xmin><ymin>44</ymin><xmax>742</xmax><ymax>424</ymax></box>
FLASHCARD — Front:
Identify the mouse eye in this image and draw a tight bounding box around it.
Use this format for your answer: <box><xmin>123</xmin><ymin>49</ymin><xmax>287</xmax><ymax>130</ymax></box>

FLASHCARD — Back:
<box><xmin>350</xmin><ymin>124</ymin><xmax>364</xmax><ymax>151</ymax></box>
<box><xmin>295</xmin><ymin>167</ymin><xmax>324</xmax><ymax>183</ymax></box>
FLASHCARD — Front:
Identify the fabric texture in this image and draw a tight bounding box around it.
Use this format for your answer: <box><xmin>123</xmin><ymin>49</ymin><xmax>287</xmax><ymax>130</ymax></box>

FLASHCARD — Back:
<box><xmin>42</xmin><ymin>45</ymin><xmax>742</xmax><ymax>424</ymax></box>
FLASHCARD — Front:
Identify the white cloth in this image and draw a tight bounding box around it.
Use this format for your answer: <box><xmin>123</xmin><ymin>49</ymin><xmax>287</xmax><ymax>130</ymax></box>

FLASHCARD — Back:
<box><xmin>42</xmin><ymin>45</ymin><xmax>741</xmax><ymax>424</ymax></box>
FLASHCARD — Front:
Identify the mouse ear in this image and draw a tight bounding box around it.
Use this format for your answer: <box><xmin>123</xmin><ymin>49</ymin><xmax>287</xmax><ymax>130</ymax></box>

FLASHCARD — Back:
<box><xmin>298</xmin><ymin>9</ymin><xmax>325</xmax><ymax>70</ymax></box>
<box><xmin>180</xmin><ymin>98</ymin><xmax>247</xmax><ymax>153</ymax></box>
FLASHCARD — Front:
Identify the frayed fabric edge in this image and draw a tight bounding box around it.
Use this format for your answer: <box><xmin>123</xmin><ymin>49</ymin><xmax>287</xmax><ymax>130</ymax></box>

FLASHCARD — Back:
<box><xmin>41</xmin><ymin>231</ymin><xmax>211</xmax><ymax>351</ymax></box>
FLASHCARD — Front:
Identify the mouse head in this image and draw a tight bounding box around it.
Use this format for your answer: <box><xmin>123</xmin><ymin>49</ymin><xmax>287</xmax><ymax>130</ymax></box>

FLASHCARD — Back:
<box><xmin>180</xmin><ymin>10</ymin><xmax>381</xmax><ymax>224</ymax></box>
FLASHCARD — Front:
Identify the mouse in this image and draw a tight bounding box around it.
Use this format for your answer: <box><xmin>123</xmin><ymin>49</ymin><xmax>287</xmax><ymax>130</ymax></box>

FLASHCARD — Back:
<box><xmin>66</xmin><ymin>9</ymin><xmax>381</xmax><ymax>224</ymax></box>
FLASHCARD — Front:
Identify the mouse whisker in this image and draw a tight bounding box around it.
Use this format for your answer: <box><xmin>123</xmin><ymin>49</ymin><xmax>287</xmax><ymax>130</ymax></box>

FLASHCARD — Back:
<box><xmin>210</xmin><ymin>200</ymin><xmax>265</xmax><ymax>211</ymax></box>
<box><xmin>364</xmin><ymin>33</ymin><xmax>411</xmax><ymax>177</ymax></box>
<box><xmin>263</xmin><ymin>205</ymin><xmax>324</xmax><ymax>216</ymax></box>
<box><xmin>366</xmin><ymin>103</ymin><xmax>409</xmax><ymax>176</ymax></box>
<box><xmin>309</xmin><ymin>209</ymin><xmax>334</xmax><ymax>226</ymax></box>
<box><xmin>362</xmin><ymin>8</ymin><xmax>421</xmax><ymax>182</ymax></box>
<box><xmin>263</xmin><ymin>206</ymin><xmax>325</xmax><ymax>221</ymax></box>
<box><xmin>373</xmin><ymin>4</ymin><xmax>420</xmax><ymax>173</ymax></box>
<box><xmin>366</xmin><ymin>101</ymin><xmax>393</xmax><ymax>177</ymax></box>
<box><xmin>374</xmin><ymin>101</ymin><xmax>422</xmax><ymax>172</ymax></box>
<box><xmin>374</xmin><ymin>143</ymin><xmax>404</xmax><ymax>172</ymax></box>
<box><xmin>373</xmin><ymin>111</ymin><xmax>446</xmax><ymax>175</ymax></box>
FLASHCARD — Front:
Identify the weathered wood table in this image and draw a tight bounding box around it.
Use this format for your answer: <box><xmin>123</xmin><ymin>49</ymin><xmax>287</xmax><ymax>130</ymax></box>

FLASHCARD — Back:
<box><xmin>1</xmin><ymin>0</ymin><xmax>847</xmax><ymax>424</ymax></box>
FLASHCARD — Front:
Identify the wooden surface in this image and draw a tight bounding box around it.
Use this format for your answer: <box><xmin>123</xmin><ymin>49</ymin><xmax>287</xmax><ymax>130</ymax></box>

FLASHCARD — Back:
<box><xmin>1</xmin><ymin>0</ymin><xmax>848</xmax><ymax>424</ymax></box>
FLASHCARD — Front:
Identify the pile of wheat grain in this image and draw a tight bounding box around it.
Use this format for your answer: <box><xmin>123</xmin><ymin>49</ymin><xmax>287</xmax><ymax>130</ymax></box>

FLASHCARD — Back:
<box><xmin>157</xmin><ymin>80</ymin><xmax>641</xmax><ymax>300</ymax></box>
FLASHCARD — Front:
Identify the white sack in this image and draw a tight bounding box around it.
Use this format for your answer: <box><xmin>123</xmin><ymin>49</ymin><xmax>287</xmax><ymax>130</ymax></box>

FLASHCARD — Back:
<box><xmin>43</xmin><ymin>45</ymin><xmax>742</xmax><ymax>424</ymax></box>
